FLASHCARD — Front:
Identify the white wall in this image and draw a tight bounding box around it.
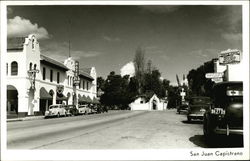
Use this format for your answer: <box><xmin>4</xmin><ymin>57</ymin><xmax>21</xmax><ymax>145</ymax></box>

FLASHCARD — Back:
<box><xmin>130</xmin><ymin>95</ymin><xmax>167</xmax><ymax>111</ymax></box>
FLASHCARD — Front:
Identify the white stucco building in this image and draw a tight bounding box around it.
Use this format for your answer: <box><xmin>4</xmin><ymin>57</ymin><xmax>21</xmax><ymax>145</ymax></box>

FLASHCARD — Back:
<box><xmin>129</xmin><ymin>94</ymin><xmax>168</xmax><ymax>111</ymax></box>
<box><xmin>7</xmin><ymin>34</ymin><xmax>97</xmax><ymax>117</ymax></box>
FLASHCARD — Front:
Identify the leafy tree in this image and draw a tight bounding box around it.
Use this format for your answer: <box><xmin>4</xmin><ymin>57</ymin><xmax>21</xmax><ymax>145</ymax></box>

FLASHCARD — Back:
<box><xmin>134</xmin><ymin>47</ymin><xmax>145</xmax><ymax>94</ymax></box>
<box><xmin>187</xmin><ymin>59</ymin><xmax>215</xmax><ymax>97</ymax></box>
<box><xmin>97</xmin><ymin>76</ymin><xmax>105</xmax><ymax>90</ymax></box>
<box><xmin>100</xmin><ymin>72</ymin><xmax>131</xmax><ymax>109</ymax></box>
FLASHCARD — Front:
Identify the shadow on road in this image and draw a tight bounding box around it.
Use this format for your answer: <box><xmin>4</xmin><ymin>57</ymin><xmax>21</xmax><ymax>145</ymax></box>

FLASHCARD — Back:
<box><xmin>189</xmin><ymin>134</ymin><xmax>243</xmax><ymax>148</ymax></box>
<box><xmin>176</xmin><ymin>111</ymin><xmax>188</xmax><ymax>115</ymax></box>
<box><xmin>189</xmin><ymin>135</ymin><xmax>208</xmax><ymax>148</ymax></box>
<box><xmin>182</xmin><ymin>120</ymin><xmax>203</xmax><ymax>124</ymax></box>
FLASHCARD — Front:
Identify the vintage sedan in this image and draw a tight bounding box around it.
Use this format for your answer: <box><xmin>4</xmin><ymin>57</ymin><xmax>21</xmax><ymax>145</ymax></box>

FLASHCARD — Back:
<box><xmin>203</xmin><ymin>81</ymin><xmax>243</xmax><ymax>140</ymax></box>
<box><xmin>187</xmin><ymin>96</ymin><xmax>211</xmax><ymax>122</ymax></box>
<box><xmin>177</xmin><ymin>101</ymin><xmax>189</xmax><ymax>114</ymax></box>
<box><xmin>78</xmin><ymin>105</ymin><xmax>91</xmax><ymax>115</ymax></box>
<box><xmin>45</xmin><ymin>104</ymin><xmax>67</xmax><ymax>118</ymax></box>
<box><xmin>64</xmin><ymin>105</ymin><xmax>78</xmax><ymax>116</ymax></box>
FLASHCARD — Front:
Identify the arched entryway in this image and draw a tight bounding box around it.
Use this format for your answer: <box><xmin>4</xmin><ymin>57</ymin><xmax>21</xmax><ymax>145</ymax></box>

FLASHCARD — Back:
<box><xmin>152</xmin><ymin>99</ymin><xmax>157</xmax><ymax>110</ymax></box>
<box><xmin>67</xmin><ymin>92</ymin><xmax>71</xmax><ymax>105</ymax></box>
<box><xmin>7</xmin><ymin>85</ymin><xmax>18</xmax><ymax>117</ymax></box>
<box><xmin>40</xmin><ymin>87</ymin><xmax>52</xmax><ymax>115</ymax></box>
<box><xmin>49</xmin><ymin>89</ymin><xmax>55</xmax><ymax>106</ymax></box>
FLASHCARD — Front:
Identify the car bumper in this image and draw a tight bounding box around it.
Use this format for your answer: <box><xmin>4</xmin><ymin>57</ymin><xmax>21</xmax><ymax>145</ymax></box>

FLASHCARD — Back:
<box><xmin>45</xmin><ymin>113</ymin><xmax>56</xmax><ymax>117</ymax></box>
<box><xmin>214</xmin><ymin>126</ymin><xmax>243</xmax><ymax>135</ymax></box>
<box><xmin>188</xmin><ymin>113</ymin><xmax>204</xmax><ymax>118</ymax></box>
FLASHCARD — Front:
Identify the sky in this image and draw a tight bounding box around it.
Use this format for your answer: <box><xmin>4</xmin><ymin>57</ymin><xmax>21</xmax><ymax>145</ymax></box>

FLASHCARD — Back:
<box><xmin>7</xmin><ymin>5</ymin><xmax>242</xmax><ymax>85</ymax></box>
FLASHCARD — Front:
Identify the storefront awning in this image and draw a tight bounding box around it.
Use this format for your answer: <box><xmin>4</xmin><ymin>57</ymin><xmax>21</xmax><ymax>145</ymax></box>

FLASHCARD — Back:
<box><xmin>92</xmin><ymin>97</ymin><xmax>100</xmax><ymax>104</ymax></box>
<box><xmin>79</xmin><ymin>95</ymin><xmax>88</xmax><ymax>103</ymax></box>
<box><xmin>40</xmin><ymin>87</ymin><xmax>52</xmax><ymax>99</ymax></box>
<box><xmin>86</xmin><ymin>96</ymin><xmax>92</xmax><ymax>103</ymax></box>
<box><xmin>57</xmin><ymin>94</ymin><xmax>68</xmax><ymax>101</ymax></box>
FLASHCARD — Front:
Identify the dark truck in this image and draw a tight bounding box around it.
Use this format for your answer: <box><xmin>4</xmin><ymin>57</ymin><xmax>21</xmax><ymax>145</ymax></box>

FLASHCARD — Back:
<box><xmin>187</xmin><ymin>96</ymin><xmax>211</xmax><ymax>122</ymax></box>
<box><xmin>203</xmin><ymin>81</ymin><xmax>243</xmax><ymax>140</ymax></box>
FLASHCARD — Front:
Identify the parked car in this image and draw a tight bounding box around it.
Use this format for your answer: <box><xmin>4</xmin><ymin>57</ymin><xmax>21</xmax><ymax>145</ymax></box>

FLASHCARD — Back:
<box><xmin>45</xmin><ymin>104</ymin><xmax>67</xmax><ymax>118</ymax></box>
<box><xmin>177</xmin><ymin>101</ymin><xmax>189</xmax><ymax>114</ymax></box>
<box><xmin>89</xmin><ymin>105</ymin><xmax>98</xmax><ymax>114</ymax></box>
<box><xmin>78</xmin><ymin>105</ymin><xmax>91</xmax><ymax>115</ymax></box>
<box><xmin>203</xmin><ymin>81</ymin><xmax>243</xmax><ymax>141</ymax></box>
<box><xmin>97</xmin><ymin>105</ymin><xmax>108</xmax><ymax>113</ymax></box>
<box><xmin>187</xmin><ymin>96</ymin><xmax>211</xmax><ymax>122</ymax></box>
<box><xmin>64</xmin><ymin>105</ymin><xmax>78</xmax><ymax>116</ymax></box>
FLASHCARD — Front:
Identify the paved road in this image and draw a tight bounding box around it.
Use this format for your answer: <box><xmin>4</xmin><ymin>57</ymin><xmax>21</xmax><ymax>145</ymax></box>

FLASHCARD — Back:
<box><xmin>7</xmin><ymin>109</ymin><xmax>243</xmax><ymax>149</ymax></box>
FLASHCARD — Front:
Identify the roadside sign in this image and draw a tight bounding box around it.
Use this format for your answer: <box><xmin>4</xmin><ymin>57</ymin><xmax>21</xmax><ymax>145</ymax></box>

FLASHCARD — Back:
<box><xmin>212</xmin><ymin>77</ymin><xmax>223</xmax><ymax>83</ymax></box>
<box><xmin>205</xmin><ymin>72</ymin><xmax>224</xmax><ymax>79</ymax></box>
<box><xmin>219</xmin><ymin>49</ymin><xmax>241</xmax><ymax>65</ymax></box>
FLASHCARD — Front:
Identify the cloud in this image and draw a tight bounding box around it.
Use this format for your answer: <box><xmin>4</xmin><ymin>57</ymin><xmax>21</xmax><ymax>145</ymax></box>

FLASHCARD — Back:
<box><xmin>188</xmin><ymin>49</ymin><xmax>219</xmax><ymax>59</ymax></box>
<box><xmin>139</xmin><ymin>5</ymin><xmax>181</xmax><ymax>14</ymax></box>
<box><xmin>120</xmin><ymin>62</ymin><xmax>135</xmax><ymax>77</ymax></box>
<box><xmin>103</xmin><ymin>35</ymin><xmax>121</xmax><ymax>42</ymax></box>
<box><xmin>73</xmin><ymin>50</ymin><xmax>102</xmax><ymax>58</ymax></box>
<box><xmin>8</xmin><ymin>16</ymin><xmax>50</xmax><ymax>39</ymax></box>
<box><xmin>210</xmin><ymin>6</ymin><xmax>242</xmax><ymax>46</ymax></box>
<box><xmin>41</xmin><ymin>42</ymin><xmax>102</xmax><ymax>62</ymax></box>
<box><xmin>221</xmin><ymin>33</ymin><xmax>242</xmax><ymax>45</ymax></box>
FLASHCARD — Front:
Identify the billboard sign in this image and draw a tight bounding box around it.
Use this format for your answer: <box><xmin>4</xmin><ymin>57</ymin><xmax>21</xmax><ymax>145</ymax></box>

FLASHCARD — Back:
<box><xmin>219</xmin><ymin>49</ymin><xmax>241</xmax><ymax>65</ymax></box>
<box><xmin>205</xmin><ymin>72</ymin><xmax>224</xmax><ymax>79</ymax></box>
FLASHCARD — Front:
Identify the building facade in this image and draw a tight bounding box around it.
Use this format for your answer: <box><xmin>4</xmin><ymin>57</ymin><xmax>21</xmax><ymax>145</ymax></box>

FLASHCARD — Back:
<box><xmin>129</xmin><ymin>94</ymin><xmax>168</xmax><ymax>111</ymax></box>
<box><xmin>7</xmin><ymin>34</ymin><xmax>97</xmax><ymax>117</ymax></box>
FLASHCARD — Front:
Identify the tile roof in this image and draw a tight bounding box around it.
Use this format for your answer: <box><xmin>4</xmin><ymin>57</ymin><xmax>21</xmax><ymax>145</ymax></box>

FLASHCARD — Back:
<box><xmin>40</xmin><ymin>54</ymin><xmax>68</xmax><ymax>71</ymax></box>
<box><xmin>79</xmin><ymin>68</ymin><xmax>94</xmax><ymax>80</ymax></box>
<box><xmin>7</xmin><ymin>37</ymin><xmax>26</xmax><ymax>50</ymax></box>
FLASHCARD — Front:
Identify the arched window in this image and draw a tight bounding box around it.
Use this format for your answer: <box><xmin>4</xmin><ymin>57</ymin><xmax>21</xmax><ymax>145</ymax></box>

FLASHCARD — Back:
<box><xmin>50</xmin><ymin>70</ymin><xmax>53</xmax><ymax>82</ymax></box>
<box><xmin>34</xmin><ymin>64</ymin><xmax>37</xmax><ymax>70</ymax></box>
<box><xmin>6</xmin><ymin>63</ymin><xmax>8</xmax><ymax>75</ymax></box>
<box><xmin>11</xmin><ymin>61</ymin><xmax>18</xmax><ymax>76</ymax></box>
<box><xmin>32</xmin><ymin>39</ymin><xmax>35</xmax><ymax>49</ymax></box>
<box><xmin>42</xmin><ymin>67</ymin><xmax>46</xmax><ymax>80</ymax></box>
<box><xmin>29</xmin><ymin>63</ymin><xmax>32</xmax><ymax>70</ymax></box>
<box><xmin>57</xmin><ymin>72</ymin><xmax>60</xmax><ymax>84</ymax></box>
<box><xmin>68</xmin><ymin>76</ymin><xmax>70</xmax><ymax>85</ymax></box>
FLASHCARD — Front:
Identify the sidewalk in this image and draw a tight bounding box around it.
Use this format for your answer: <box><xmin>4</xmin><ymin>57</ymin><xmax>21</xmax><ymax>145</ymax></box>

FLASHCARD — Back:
<box><xmin>7</xmin><ymin>116</ymin><xmax>45</xmax><ymax>122</ymax></box>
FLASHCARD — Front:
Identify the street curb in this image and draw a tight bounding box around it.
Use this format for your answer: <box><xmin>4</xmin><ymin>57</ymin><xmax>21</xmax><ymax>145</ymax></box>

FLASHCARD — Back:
<box><xmin>7</xmin><ymin>110</ymin><xmax>126</xmax><ymax>122</ymax></box>
<box><xmin>7</xmin><ymin>116</ymin><xmax>45</xmax><ymax>122</ymax></box>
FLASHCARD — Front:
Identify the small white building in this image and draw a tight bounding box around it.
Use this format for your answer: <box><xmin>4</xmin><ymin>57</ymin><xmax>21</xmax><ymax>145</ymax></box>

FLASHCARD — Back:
<box><xmin>129</xmin><ymin>94</ymin><xmax>167</xmax><ymax>111</ymax></box>
<box><xmin>7</xmin><ymin>34</ymin><xmax>97</xmax><ymax>117</ymax></box>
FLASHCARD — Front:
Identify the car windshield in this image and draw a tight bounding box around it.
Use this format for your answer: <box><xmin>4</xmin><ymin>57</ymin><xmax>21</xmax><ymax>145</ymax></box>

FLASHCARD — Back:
<box><xmin>190</xmin><ymin>97</ymin><xmax>210</xmax><ymax>104</ymax></box>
